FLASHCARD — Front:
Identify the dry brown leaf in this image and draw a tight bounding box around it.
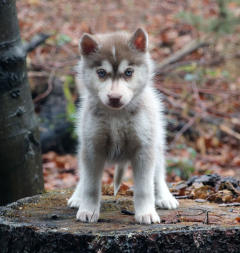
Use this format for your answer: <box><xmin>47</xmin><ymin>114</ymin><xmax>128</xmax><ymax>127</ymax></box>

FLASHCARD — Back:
<box><xmin>191</xmin><ymin>185</ymin><xmax>214</xmax><ymax>199</ymax></box>
<box><xmin>235</xmin><ymin>217</ymin><xmax>240</xmax><ymax>223</ymax></box>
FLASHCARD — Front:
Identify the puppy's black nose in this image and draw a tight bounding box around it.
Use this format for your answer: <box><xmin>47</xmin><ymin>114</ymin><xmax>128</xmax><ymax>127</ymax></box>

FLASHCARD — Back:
<box><xmin>108</xmin><ymin>94</ymin><xmax>122</xmax><ymax>108</ymax></box>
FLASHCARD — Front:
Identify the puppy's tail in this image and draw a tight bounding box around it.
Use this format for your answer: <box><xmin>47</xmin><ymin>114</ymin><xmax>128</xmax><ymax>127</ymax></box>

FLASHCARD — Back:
<box><xmin>114</xmin><ymin>163</ymin><xmax>127</xmax><ymax>196</ymax></box>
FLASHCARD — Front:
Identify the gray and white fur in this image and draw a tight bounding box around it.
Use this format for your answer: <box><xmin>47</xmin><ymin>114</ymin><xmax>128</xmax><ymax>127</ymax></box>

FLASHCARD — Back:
<box><xmin>68</xmin><ymin>28</ymin><xmax>179</xmax><ymax>224</ymax></box>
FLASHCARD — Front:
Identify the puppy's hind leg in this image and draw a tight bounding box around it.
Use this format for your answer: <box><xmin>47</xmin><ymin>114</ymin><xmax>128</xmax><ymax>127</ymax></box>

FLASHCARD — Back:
<box><xmin>114</xmin><ymin>163</ymin><xmax>128</xmax><ymax>196</ymax></box>
<box><xmin>155</xmin><ymin>149</ymin><xmax>179</xmax><ymax>209</ymax></box>
<box><xmin>68</xmin><ymin>149</ymin><xmax>105</xmax><ymax>223</ymax></box>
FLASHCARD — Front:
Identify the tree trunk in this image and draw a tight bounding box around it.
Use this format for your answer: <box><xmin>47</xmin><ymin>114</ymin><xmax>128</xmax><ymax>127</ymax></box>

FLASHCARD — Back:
<box><xmin>0</xmin><ymin>0</ymin><xmax>44</xmax><ymax>205</ymax></box>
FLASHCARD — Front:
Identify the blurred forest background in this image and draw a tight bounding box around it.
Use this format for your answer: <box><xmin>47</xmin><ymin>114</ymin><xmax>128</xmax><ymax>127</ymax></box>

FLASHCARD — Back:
<box><xmin>16</xmin><ymin>0</ymin><xmax>240</xmax><ymax>191</ymax></box>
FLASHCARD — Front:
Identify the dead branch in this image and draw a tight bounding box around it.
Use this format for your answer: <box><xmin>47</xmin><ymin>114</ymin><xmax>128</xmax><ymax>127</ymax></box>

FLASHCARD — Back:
<box><xmin>203</xmin><ymin>211</ymin><xmax>209</xmax><ymax>224</ymax></box>
<box><xmin>154</xmin><ymin>60</ymin><xmax>200</xmax><ymax>77</ymax></box>
<box><xmin>155</xmin><ymin>39</ymin><xmax>209</xmax><ymax>75</ymax></box>
<box><xmin>219</xmin><ymin>203</ymin><xmax>240</xmax><ymax>207</ymax></box>
<box><xmin>175</xmin><ymin>195</ymin><xmax>190</xmax><ymax>199</ymax></box>
<box><xmin>220</xmin><ymin>124</ymin><xmax>240</xmax><ymax>141</ymax></box>
<box><xmin>165</xmin><ymin>100</ymin><xmax>240</xmax><ymax>145</ymax></box>
<box><xmin>33</xmin><ymin>68</ymin><xmax>56</xmax><ymax>103</ymax></box>
<box><xmin>23</xmin><ymin>33</ymin><xmax>50</xmax><ymax>53</ymax></box>
<box><xmin>169</xmin><ymin>115</ymin><xmax>198</xmax><ymax>147</ymax></box>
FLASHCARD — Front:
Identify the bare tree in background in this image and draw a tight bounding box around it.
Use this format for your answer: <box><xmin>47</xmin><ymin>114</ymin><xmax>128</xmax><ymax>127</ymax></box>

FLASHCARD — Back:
<box><xmin>0</xmin><ymin>0</ymin><xmax>44</xmax><ymax>205</ymax></box>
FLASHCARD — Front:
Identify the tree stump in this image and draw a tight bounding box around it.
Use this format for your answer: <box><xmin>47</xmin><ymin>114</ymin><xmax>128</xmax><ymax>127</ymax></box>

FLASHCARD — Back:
<box><xmin>0</xmin><ymin>189</ymin><xmax>240</xmax><ymax>253</ymax></box>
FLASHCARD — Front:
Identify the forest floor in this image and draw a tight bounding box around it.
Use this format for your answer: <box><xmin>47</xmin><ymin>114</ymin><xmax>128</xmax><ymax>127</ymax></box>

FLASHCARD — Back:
<box><xmin>16</xmin><ymin>0</ymin><xmax>240</xmax><ymax>191</ymax></box>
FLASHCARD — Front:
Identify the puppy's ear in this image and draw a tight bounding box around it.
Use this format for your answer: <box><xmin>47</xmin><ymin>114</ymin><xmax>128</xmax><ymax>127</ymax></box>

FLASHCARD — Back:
<box><xmin>79</xmin><ymin>33</ymin><xmax>98</xmax><ymax>56</ymax></box>
<box><xmin>129</xmin><ymin>28</ymin><xmax>148</xmax><ymax>53</ymax></box>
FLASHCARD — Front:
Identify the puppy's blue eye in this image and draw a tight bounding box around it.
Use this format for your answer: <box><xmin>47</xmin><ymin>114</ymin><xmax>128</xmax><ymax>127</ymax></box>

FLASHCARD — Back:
<box><xmin>124</xmin><ymin>68</ymin><xmax>134</xmax><ymax>77</ymax></box>
<box><xmin>97</xmin><ymin>69</ymin><xmax>107</xmax><ymax>78</ymax></box>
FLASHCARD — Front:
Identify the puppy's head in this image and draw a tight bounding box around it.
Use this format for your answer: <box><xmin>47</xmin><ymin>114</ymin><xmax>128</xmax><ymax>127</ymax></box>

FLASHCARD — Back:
<box><xmin>78</xmin><ymin>28</ymin><xmax>153</xmax><ymax>110</ymax></box>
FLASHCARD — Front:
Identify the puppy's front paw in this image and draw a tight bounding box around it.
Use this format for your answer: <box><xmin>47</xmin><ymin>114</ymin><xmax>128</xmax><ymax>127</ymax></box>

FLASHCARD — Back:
<box><xmin>76</xmin><ymin>208</ymin><xmax>99</xmax><ymax>223</ymax></box>
<box><xmin>67</xmin><ymin>196</ymin><xmax>81</xmax><ymax>208</ymax></box>
<box><xmin>135</xmin><ymin>210</ymin><xmax>160</xmax><ymax>224</ymax></box>
<box><xmin>156</xmin><ymin>194</ymin><xmax>179</xmax><ymax>209</ymax></box>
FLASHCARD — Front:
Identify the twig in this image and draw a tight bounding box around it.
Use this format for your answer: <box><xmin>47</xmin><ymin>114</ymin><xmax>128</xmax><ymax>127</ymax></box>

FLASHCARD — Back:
<box><xmin>175</xmin><ymin>195</ymin><xmax>190</xmax><ymax>199</ymax></box>
<box><xmin>23</xmin><ymin>33</ymin><xmax>51</xmax><ymax>53</ymax></box>
<box><xmin>156</xmin><ymin>86</ymin><xmax>181</xmax><ymax>98</ymax></box>
<box><xmin>180</xmin><ymin>208</ymin><xmax>207</xmax><ymax>216</ymax></box>
<box><xmin>28</xmin><ymin>71</ymin><xmax>49</xmax><ymax>78</ymax></box>
<box><xmin>224</xmin><ymin>182</ymin><xmax>240</xmax><ymax>195</ymax></box>
<box><xmin>170</xmin><ymin>115</ymin><xmax>198</xmax><ymax>146</ymax></box>
<box><xmin>220</xmin><ymin>124</ymin><xmax>240</xmax><ymax>141</ymax></box>
<box><xmin>155</xmin><ymin>39</ymin><xmax>209</xmax><ymax>74</ymax></box>
<box><xmin>33</xmin><ymin>68</ymin><xmax>56</xmax><ymax>103</ymax></box>
<box><xmin>219</xmin><ymin>203</ymin><xmax>240</xmax><ymax>207</ymax></box>
<box><xmin>231</xmin><ymin>118</ymin><xmax>240</xmax><ymax>126</ymax></box>
<box><xmin>121</xmin><ymin>209</ymin><xmax>134</xmax><ymax>216</ymax></box>
<box><xmin>154</xmin><ymin>60</ymin><xmax>200</xmax><ymax>77</ymax></box>
<box><xmin>203</xmin><ymin>210</ymin><xmax>209</xmax><ymax>224</ymax></box>
<box><xmin>163</xmin><ymin>83</ymin><xmax>240</xmax><ymax>96</ymax></box>
<box><xmin>163</xmin><ymin>92</ymin><xmax>240</xmax><ymax>143</ymax></box>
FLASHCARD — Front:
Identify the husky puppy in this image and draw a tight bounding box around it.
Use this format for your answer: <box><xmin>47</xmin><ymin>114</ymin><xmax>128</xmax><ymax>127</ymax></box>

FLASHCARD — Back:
<box><xmin>68</xmin><ymin>28</ymin><xmax>179</xmax><ymax>224</ymax></box>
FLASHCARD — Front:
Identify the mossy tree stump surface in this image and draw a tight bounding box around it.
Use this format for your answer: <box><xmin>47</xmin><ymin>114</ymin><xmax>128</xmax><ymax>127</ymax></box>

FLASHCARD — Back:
<box><xmin>0</xmin><ymin>189</ymin><xmax>240</xmax><ymax>253</ymax></box>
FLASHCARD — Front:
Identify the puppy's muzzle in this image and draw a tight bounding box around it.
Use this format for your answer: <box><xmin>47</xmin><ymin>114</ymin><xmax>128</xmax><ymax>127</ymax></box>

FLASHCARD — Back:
<box><xmin>107</xmin><ymin>94</ymin><xmax>123</xmax><ymax>108</ymax></box>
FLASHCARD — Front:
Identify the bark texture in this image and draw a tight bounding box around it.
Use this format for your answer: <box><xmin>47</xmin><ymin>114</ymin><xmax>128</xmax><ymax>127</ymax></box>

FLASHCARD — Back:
<box><xmin>0</xmin><ymin>190</ymin><xmax>240</xmax><ymax>253</ymax></box>
<box><xmin>0</xmin><ymin>0</ymin><xmax>44</xmax><ymax>205</ymax></box>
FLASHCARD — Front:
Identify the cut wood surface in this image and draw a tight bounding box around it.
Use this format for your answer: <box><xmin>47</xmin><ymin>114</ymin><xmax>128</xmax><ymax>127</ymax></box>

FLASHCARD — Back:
<box><xmin>0</xmin><ymin>189</ymin><xmax>240</xmax><ymax>253</ymax></box>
